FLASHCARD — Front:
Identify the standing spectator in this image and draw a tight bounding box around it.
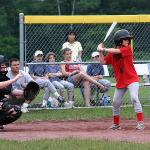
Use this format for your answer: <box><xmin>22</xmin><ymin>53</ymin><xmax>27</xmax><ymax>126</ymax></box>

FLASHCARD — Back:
<box><xmin>62</xmin><ymin>30</ymin><xmax>83</xmax><ymax>62</ymax></box>
<box><xmin>98</xmin><ymin>29</ymin><xmax>144</xmax><ymax>130</ymax></box>
<box><xmin>61</xmin><ymin>48</ymin><xmax>105</xmax><ymax>107</ymax></box>
<box><xmin>29</xmin><ymin>50</ymin><xmax>64</xmax><ymax>107</ymax></box>
<box><xmin>45</xmin><ymin>52</ymin><xmax>74</xmax><ymax>106</ymax></box>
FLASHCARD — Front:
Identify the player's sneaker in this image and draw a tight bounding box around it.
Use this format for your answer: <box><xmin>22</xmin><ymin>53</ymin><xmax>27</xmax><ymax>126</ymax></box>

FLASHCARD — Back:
<box><xmin>21</xmin><ymin>103</ymin><xmax>29</xmax><ymax>113</ymax></box>
<box><xmin>57</xmin><ymin>96</ymin><xmax>65</xmax><ymax>104</ymax></box>
<box><xmin>64</xmin><ymin>101</ymin><xmax>74</xmax><ymax>108</ymax></box>
<box><xmin>21</xmin><ymin>107</ymin><xmax>29</xmax><ymax>113</ymax></box>
<box><xmin>136</xmin><ymin>122</ymin><xmax>145</xmax><ymax>130</ymax></box>
<box><xmin>110</xmin><ymin>124</ymin><xmax>121</xmax><ymax>130</ymax></box>
<box><xmin>41</xmin><ymin>100</ymin><xmax>47</xmax><ymax>108</ymax></box>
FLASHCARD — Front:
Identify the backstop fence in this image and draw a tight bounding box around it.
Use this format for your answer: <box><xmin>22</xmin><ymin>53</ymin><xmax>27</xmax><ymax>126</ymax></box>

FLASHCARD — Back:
<box><xmin>19</xmin><ymin>14</ymin><xmax>150</xmax><ymax>108</ymax></box>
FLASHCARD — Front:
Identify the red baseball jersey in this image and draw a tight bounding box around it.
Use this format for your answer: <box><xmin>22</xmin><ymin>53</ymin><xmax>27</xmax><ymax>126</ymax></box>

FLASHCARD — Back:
<box><xmin>104</xmin><ymin>45</ymin><xmax>139</xmax><ymax>88</ymax></box>
<box><xmin>65</xmin><ymin>61</ymin><xmax>80</xmax><ymax>73</ymax></box>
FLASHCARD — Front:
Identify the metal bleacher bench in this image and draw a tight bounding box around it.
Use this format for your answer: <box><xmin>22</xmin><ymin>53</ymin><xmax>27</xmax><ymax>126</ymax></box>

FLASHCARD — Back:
<box><xmin>81</xmin><ymin>63</ymin><xmax>150</xmax><ymax>87</ymax></box>
<box><xmin>22</xmin><ymin>63</ymin><xmax>150</xmax><ymax>87</ymax></box>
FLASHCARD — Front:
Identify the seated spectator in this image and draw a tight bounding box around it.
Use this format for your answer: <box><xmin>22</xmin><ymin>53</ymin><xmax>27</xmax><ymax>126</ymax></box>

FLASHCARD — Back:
<box><xmin>45</xmin><ymin>52</ymin><xmax>74</xmax><ymax>107</ymax></box>
<box><xmin>6</xmin><ymin>58</ymin><xmax>34</xmax><ymax>112</ymax></box>
<box><xmin>143</xmin><ymin>74</ymin><xmax>150</xmax><ymax>83</ymax></box>
<box><xmin>62</xmin><ymin>30</ymin><xmax>83</xmax><ymax>62</ymax></box>
<box><xmin>28</xmin><ymin>50</ymin><xmax>64</xmax><ymax>107</ymax></box>
<box><xmin>86</xmin><ymin>52</ymin><xmax>111</xmax><ymax>105</ymax></box>
<box><xmin>61</xmin><ymin>48</ymin><xmax>105</xmax><ymax>107</ymax></box>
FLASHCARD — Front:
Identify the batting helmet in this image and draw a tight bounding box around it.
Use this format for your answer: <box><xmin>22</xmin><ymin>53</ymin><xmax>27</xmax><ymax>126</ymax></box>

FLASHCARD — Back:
<box><xmin>114</xmin><ymin>29</ymin><xmax>133</xmax><ymax>46</ymax></box>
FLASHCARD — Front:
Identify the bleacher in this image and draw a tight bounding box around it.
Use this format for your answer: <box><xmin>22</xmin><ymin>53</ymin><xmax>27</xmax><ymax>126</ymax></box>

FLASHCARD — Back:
<box><xmin>23</xmin><ymin>63</ymin><xmax>150</xmax><ymax>87</ymax></box>
<box><xmin>81</xmin><ymin>63</ymin><xmax>150</xmax><ymax>87</ymax></box>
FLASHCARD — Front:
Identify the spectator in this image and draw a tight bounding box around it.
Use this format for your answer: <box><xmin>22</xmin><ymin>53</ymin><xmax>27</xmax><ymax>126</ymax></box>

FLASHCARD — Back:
<box><xmin>6</xmin><ymin>58</ymin><xmax>34</xmax><ymax>112</ymax></box>
<box><xmin>61</xmin><ymin>48</ymin><xmax>105</xmax><ymax>107</ymax></box>
<box><xmin>45</xmin><ymin>52</ymin><xmax>74</xmax><ymax>107</ymax></box>
<box><xmin>86</xmin><ymin>52</ymin><xmax>111</xmax><ymax>105</ymax></box>
<box><xmin>62</xmin><ymin>30</ymin><xmax>83</xmax><ymax>62</ymax></box>
<box><xmin>29</xmin><ymin>50</ymin><xmax>64</xmax><ymax>107</ymax></box>
<box><xmin>87</xmin><ymin>52</ymin><xmax>104</xmax><ymax>80</ymax></box>
<box><xmin>143</xmin><ymin>74</ymin><xmax>149</xmax><ymax>83</ymax></box>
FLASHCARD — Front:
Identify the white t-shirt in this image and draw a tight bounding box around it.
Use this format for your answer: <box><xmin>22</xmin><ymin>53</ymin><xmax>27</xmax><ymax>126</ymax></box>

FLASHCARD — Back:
<box><xmin>62</xmin><ymin>41</ymin><xmax>83</xmax><ymax>61</ymax></box>
<box><xmin>7</xmin><ymin>70</ymin><xmax>33</xmax><ymax>90</ymax></box>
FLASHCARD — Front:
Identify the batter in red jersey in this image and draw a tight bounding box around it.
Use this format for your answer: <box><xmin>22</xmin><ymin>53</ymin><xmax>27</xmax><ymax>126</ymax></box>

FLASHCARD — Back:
<box><xmin>97</xmin><ymin>29</ymin><xmax>144</xmax><ymax>130</ymax></box>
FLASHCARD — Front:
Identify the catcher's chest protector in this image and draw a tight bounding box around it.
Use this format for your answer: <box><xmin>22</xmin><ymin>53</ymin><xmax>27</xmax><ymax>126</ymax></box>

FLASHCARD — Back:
<box><xmin>0</xmin><ymin>73</ymin><xmax>22</xmax><ymax>126</ymax></box>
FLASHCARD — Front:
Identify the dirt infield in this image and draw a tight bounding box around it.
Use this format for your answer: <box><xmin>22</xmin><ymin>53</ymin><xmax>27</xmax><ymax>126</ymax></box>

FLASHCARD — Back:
<box><xmin>0</xmin><ymin>118</ymin><xmax>150</xmax><ymax>143</ymax></box>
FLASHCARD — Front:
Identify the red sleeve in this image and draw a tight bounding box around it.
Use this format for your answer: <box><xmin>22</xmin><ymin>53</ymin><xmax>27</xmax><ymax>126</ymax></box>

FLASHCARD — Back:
<box><xmin>119</xmin><ymin>45</ymin><xmax>132</xmax><ymax>57</ymax></box>
<box><xmin>104</xmin><ymin>53</ymin><xmax>112</xmax><ymax>65</ymax></box>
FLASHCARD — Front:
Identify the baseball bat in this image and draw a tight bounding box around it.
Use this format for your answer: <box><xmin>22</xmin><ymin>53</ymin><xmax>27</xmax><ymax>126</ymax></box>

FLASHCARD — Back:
<box><xmin>103</xmin><ymin>21</ymin><xmax>117</xmax><ymax>42</ymax></box>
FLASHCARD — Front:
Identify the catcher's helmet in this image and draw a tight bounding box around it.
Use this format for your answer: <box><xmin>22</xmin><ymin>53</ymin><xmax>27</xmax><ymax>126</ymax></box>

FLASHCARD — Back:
<box><xmin>114</xmin><ymin>29</ymin><xmax>133</xmax><ymax>46</ymax></box>
<box><xmin>0</xmin><ymin>55</ymin><xmax>4</xmax><ymax>63</ymax></box>
<box><xmin>0</xmin><ymin>55</ymin><xmax>8</xmax><ymax>72</ymax></box>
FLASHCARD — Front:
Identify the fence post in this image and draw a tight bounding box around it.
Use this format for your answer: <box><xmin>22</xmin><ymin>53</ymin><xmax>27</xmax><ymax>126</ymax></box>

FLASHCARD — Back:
<box><xmin>19</xmin><ymin>13</ymin><xmax>24</xmax><ymax>70</ymax></box>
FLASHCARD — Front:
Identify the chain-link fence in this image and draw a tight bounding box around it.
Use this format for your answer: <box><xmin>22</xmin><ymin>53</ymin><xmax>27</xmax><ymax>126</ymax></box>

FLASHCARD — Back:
<box><xmin>21</xmin><ymin>14</ymin><xmax>150</xmax><ymax>108</ymax></box>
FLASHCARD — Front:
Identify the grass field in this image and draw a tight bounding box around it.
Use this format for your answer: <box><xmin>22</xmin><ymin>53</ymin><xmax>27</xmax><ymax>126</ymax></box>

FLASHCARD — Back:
<box><xmin>19</xmin><ymin>106</ymin><xmax>150</xmax><ymax>122</ymax></box>
<box><xmin>0</xmin><ymin>79</ymin><xmax>150</xmax><ymax>150</ymax></box>
<box><xmin>0</xmin><ymin>138</ymin><xmax>150</xmax><ymax>150</ymax></box>
<box><xmin>0</xmin><ymin>107</ymin><xmax>150</xmax><ymax>150</ymax></box>
<box><xmin>30</xmin><ymin>82</ymin><xmax>150</xmax><ymax>107</ymax></box>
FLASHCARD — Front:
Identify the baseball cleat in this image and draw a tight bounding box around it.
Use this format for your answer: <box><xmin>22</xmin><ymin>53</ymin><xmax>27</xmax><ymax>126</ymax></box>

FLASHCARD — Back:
<box><xmin>136</xmin><ymin>122</ymin><xmax>145</xmax><ymax>130</ymax></box>
<box><xmin>110</xmin><ymin>124</ymin><xmax>121</xmax><ymax>130</ymax></box>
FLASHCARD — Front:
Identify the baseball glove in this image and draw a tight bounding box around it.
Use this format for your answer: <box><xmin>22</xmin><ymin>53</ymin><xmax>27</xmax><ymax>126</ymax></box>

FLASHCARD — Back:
<box><xmin>23</xmin><ymin>81</ymin><xmax>40</xmax><ymax>103</ymax></box>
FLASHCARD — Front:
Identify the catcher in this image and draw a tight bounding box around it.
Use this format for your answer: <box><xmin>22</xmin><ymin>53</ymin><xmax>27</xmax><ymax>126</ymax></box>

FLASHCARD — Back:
<box><xmin>0</xmin><ymin>56</ymin><xmax>39</xmax><ymax>130</ymax></box>
<box><xmin>0</xmin><ymin>55</ymin><xmax>22</xmax><ymax>130</ymax></box>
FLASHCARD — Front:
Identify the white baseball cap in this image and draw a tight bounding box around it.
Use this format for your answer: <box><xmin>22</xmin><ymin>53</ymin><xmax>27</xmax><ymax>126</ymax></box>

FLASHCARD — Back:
<box><xmin>91</xmin><ymin>51</ymin><xmax>99</xmax><ymax>58</ymax></box>
<box><xmin>34</xmin><ymin>50</ymin><xmax>43</xmax><ymax>57</ymax></box>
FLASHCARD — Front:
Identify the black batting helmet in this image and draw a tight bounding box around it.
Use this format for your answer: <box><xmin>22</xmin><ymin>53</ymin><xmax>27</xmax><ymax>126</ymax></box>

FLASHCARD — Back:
<box><xmin>114</xmin><ymin>29</ymin><xmax>133</xmax><ymax>46</ymax></box>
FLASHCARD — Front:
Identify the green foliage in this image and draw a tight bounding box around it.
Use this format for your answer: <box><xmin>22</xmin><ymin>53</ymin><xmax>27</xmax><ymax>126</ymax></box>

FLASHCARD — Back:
<box><xmin>0</xmin><ymin>0</ymin><xmax>150</xmax><ymax>58</ymax></box>
<box><xmin>0</xmin><ymin>35</ymin><xmax>18</xmax><ymax>59</ymax></box>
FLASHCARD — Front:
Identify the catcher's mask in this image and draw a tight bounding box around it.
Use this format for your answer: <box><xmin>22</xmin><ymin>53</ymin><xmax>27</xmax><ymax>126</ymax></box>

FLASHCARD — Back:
<box><xmin>114</xmin><ymin>29</ymin><xmax>133</xmax><ymax>46</ymax></box>
<box><xmin>0</xmin><ymin>55</ymin><xmax>8</xmax><ymax>74</ymax></box>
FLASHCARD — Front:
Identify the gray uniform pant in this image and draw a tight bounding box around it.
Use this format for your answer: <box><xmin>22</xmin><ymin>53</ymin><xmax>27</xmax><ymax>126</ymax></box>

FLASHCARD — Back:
<box><xmin>52</xmin><ymin>80</ymin><xmax>74</xmax><ymax>101</ymax></box>
<box><xmin>112</xmin><ymin>82</ymin><xmax>142</xmax><ymax>116</ymax></box>
<box><xmin>35</xmin><ymin>78</ymin><xmax>59</xmax><ymax>101</ymax></box>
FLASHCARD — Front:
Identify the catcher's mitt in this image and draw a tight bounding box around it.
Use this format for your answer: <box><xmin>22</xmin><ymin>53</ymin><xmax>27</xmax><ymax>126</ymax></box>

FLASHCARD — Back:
<box><xmin>23</xmin><ymin>81</ymin><xmax>40</xmax><ymax>103</ymax></box>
